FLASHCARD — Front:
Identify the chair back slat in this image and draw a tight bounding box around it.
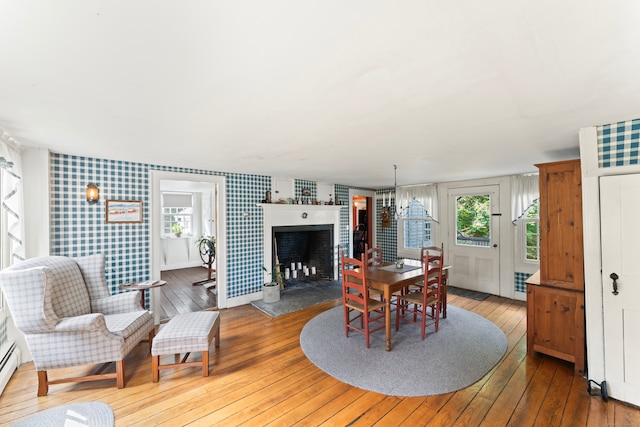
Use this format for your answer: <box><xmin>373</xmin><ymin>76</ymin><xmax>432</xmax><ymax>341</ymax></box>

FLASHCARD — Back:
<box><xmin>422</xmin><ymin>243</ymin><xmax>444</xmax><ymax>305</ymax></box>
<box><xmin>363</xmin><ymin>243</ymin><xmax>382</xmax><ymax>266</ymax></box>
<box><xmin>341</xmin><ymin>251</ymin><xmax>368</xmax><ymax>306</ymax></box>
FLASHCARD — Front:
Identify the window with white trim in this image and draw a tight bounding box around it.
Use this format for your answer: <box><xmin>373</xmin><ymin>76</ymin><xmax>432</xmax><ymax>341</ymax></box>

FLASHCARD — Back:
<box><xmin>520</xmin><ymin>199</ymin><xmax>540</xmax><ymax>263</ymax></box>
<box><xmin>162</xmin><ymin>192</ymin><xmax>194</xmax><ymax>237</ymax></box>
<box><xmin>398</xmin><ymin>198</ymin><xmax>432</xmax><ymax>258</ymax></box>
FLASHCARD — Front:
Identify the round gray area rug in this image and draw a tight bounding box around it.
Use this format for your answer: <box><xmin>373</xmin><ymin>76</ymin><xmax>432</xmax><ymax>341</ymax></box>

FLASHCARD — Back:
<box><xmin>300</xmin><ymin>305</ymin><xmax>507</xmax><ymax>396</ymax></box>
<box><xmin>13</xmin><ymin>401</ymin><xmax>114</xmax><ymax>427</ymax></box>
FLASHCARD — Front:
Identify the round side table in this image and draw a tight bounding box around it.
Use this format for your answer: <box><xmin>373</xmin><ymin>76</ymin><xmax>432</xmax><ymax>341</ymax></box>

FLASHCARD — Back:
<box><xmin>120</xmin><ymin>280</ymin><xmax>167</xmax><ymax>309</ymax></box>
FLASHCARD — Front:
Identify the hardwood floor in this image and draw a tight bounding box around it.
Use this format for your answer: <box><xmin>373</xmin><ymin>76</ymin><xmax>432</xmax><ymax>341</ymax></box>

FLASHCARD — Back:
<box><xmin>159</xmin><ymin>267</ymin><xmax>217</xmax><ymax>320</ymax></box>
<box><xmin>2</xmin><ymin>294</ymin><xmax>640</xmax><ymax>426</ymax></box>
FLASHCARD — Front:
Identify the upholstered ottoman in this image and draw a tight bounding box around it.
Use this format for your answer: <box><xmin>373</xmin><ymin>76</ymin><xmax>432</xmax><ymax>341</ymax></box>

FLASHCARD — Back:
<box><xmin>151</xmin><ymin>311</ymin><xmax>220</xmax><ymax>382</ymax></box>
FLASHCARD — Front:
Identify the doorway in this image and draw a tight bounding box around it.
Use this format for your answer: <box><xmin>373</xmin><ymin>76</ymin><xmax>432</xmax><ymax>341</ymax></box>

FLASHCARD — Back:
<box><xmin>349</xmin><ymin>189</ymin><xmax>376</xmax><ymax>259</ymax></box>
<box><xmin>447</xmin><ymin>185</ymin><xmax>500</xmax><ymax>294</ymax></box>
<box><xmin>150</xmin><ymin>171</ymin><xmax>227</xmax><ymax>323</ymax></box>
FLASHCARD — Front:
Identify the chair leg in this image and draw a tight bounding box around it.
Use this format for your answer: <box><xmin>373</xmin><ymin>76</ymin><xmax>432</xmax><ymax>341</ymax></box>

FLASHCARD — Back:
<box><xmin>116</xmin><ymin>359</ymin><xmax>125</xmax><ymax>389</ymax></box>
<box><xmin>148</xmin><ymin>329</ymin><xmax>155</xmax><ymax>352</ymax></box>
<box><xmin>364</xmin><ymin>310</ymin><xmax>370</xmax><ymax>348</ymax></box>
<box><xmin>202</xmin><ymin>350</ymin><xmax>209</xmax><ymax>377</ymax></box>
<box><xmin>37</xmin><ymin>370</ymin><xmax>48</xmax><ymax>396</ymax></box>
<box><xmin>152</xmin><ymin>355</ymin><xmax>160</xmax><ymax>382</ymax></box>
<box><xmin>344</xmin><ymin>305</ymin><xmax>350</xmax><ymax>338</ymax></box>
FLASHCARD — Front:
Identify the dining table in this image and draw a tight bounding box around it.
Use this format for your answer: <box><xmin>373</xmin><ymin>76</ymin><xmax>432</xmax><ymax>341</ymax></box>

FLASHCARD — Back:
<box><xmin>365</xmin><ymin>259</ymin><xmax>450</xmax><ymax>351</ymax></box>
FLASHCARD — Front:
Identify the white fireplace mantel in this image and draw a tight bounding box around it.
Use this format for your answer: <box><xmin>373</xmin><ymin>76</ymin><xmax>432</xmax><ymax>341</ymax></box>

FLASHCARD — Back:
<box><xmin>258</xmin><ymin>203</ymin><xmax>341</xmax><ymax>282</ymax></box>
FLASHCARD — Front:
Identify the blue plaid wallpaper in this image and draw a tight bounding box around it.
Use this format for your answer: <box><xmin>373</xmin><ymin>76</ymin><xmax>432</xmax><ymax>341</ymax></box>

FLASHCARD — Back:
<box><xmin>376</xmin><ymin>188</ymin><xmax>398</xmax><ymax>263</ymax></box>
<box><xmin>50</xmin><ymin>155</ymin><xmax>151</xmax><ymax>304</ymax></box>
<box><xmin>514</xmin><ymin>271</ymin><xmax>530</xmax><ymax>293</ymax></box>
<box><xmin>50</xmin><ymin>152</ymin><xmax>369</xmax><ymax>304</ymax></box>
<box><xmin>597</xmin><ymin>118</ymin><xmax>640</xmax><ymax>168</ymax></box>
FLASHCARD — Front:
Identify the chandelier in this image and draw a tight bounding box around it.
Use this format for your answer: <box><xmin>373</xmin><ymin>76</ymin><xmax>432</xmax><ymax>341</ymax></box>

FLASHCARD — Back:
<box><xmin>380</xmin><ymin>164</ymin><xmax>407</xmax><ymax>225</ymax></box>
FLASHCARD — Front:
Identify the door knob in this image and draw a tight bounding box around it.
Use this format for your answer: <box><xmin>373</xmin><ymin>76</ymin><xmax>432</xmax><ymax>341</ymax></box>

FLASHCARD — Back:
<box><xmin>493</xmin><ymin>244</ymin><xmax>498</xmax><ymax>248</ymax></box>
<box><xmin>610</xmin><ymin>272</ymin><xmax>619</xmax><ymax>295</ymax></box>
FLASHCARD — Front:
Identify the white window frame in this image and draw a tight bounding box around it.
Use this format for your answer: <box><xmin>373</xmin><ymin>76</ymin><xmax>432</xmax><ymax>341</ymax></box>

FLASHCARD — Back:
<box><xmin>161</xmin><ymin>192</ymin><xmax>195</xmax><ymax>237</ymax></box>
<box><xmin>517</xmin><ymin>200</ymin><xmax>540</xmax><ymax>264</ymax></box>
<box><xmin>397</xmin><ymin>199</ymin><xmax>433</xmax><ymax>259</ymax></box>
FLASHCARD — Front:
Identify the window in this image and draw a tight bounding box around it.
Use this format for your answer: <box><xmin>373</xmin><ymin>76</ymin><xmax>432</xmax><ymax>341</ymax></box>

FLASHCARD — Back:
<box><xmin>455</xmin><ymin>194</ymin><xmax>491</xmax><ymax>247</ymax></box>
<box><xmin>398</xmin><ymin>199</ymin><xmax>432</xmax><ymax>257</ymax></box>
<box><xmin>161</xmin><ymin>192</ymin><xmax>194</xmax><ymax>236</ymax></box>
<box><xmin>521</xmin><ymin>199</ymin><xmax>540</xmax><ymax>262</ymax></box>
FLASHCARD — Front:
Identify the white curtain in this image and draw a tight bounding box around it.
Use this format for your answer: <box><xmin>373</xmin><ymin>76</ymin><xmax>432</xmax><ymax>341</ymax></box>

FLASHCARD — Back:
<box><xmin>511</xmin><ymin>174</ymin><xmax>539</xmax><ymax>223</ymax></box>
<box><xmin>397</xmin><ymin>184</ymin><xmax>439</xmax><ymax>222</ymax></box>
<box><xmin>0</xmin><ymin>128</ymin><xmax>24</xmax><ymax>266</ymax></box>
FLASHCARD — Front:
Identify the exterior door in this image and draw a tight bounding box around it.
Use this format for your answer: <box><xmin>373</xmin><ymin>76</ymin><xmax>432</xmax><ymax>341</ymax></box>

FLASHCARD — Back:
<box><xmin>600</xmin><ymin>174</ymin><xmax>640</xmax><ymax>406</ymax></box>
<box><xmin>447</xmin><ymin>185</ymin><xmax>500</xmax><ymax>294</ymax></box>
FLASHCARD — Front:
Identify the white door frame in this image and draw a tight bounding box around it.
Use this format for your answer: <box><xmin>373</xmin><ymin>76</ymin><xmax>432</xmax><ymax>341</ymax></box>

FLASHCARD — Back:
<box><xmin>437</xmin><ymin>176</ymin><xmax>513</xmax><ymax>299</ymax></box>
<box><xmin>447</xmin><ymin>185</ymin><xmax>500</xmax><ymax>294</ymax></box>
<box><xmin>349</xmin><ymin>189</ymin><xmax>376</xmax><ymax>257</ymax></box>
<box><xmin>150</xmin><ymin>171</ymin><xmax>227</xmax><ymax>323</ymax></box>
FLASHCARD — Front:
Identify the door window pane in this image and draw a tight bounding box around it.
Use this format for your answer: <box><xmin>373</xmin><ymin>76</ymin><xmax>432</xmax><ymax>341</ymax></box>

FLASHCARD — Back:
<box><xmin>455</xmin><ymin>194</ymin><xmax>491</xmax><ymax>247</ymax></box>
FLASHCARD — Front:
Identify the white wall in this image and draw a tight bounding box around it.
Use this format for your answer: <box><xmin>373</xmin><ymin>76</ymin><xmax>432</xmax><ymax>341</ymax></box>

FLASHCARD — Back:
<box><xmin>21</xmin><ymin>147</ymin><xmax>49</xmax><ymax>258</ymax></box>
<box><xmin>160</xmin><ymin>236</ymin><xmax>202</xmax><ymax>270</ymax></box>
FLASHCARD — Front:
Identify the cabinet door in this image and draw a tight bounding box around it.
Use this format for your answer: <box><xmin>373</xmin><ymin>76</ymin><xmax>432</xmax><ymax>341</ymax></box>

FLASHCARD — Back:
<box><xmin>527</xmin><ymin>284</ymin><xmax>585</xmax><ymax>373</ymax></box>
<box><xmin>537</xmin><ymin>160</ymin><xmax>584</xmax><ymax>290</ymax></box>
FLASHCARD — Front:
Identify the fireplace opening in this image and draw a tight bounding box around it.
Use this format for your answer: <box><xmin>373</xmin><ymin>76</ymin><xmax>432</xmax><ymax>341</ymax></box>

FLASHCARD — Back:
<box><xmin>272</xmin><ymin>224</ymin><xmax>334</xmax><ymax>282</ymax></box>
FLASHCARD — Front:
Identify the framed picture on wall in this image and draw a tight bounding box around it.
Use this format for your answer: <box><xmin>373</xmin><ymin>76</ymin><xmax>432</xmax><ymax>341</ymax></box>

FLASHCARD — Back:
<box><xmin>106</xmin><ymin>200</ymin><xmax>143</xmax><ymax>223</ymax></box>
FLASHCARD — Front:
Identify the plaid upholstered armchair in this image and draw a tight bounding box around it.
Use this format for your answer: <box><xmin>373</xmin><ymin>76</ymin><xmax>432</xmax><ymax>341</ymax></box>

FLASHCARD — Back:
<box><xmin>0</xmin><ymin>254</ymin><xmax>155</xmax><ymax>396</ymax></box>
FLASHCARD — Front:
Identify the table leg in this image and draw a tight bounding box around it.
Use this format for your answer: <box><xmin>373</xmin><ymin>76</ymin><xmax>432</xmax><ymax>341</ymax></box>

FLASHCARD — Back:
<box><xmin>140</xmin><ymin>289</ymin><xmax>146</xmax><ymax>309</ymax></box>
<box><xmin>385</xmin><ymin>289</ymin><xmax>392</xmax><ymax>351</ymax></box>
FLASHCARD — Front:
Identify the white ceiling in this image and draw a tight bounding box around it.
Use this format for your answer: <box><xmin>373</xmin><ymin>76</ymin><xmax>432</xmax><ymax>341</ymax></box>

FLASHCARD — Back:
<box><xmin>2</xmin><ymin>1</ymin><xmax>640</xmax><ymax>188</ymax></box>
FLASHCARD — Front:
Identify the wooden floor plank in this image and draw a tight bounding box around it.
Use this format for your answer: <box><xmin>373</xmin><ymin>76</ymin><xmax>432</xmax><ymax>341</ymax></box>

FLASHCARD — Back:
<box><xmin>3</xmin><ymin>293</ymin><xmax>640</xmax><ymax>427</ymax></box>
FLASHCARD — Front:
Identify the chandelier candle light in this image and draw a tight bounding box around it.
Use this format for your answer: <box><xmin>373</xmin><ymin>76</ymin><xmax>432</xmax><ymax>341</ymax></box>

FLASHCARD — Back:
<box><xmin>387</xmin><ymin>164</ymin><xmax>407</xmax><ymax>220</ymax></box>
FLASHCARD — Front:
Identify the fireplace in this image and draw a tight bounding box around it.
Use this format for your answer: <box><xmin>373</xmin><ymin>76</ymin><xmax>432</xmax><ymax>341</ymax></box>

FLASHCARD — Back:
<box><xmin>260</xmin><ymin>204</ymin><xmax>341</xmax><ymax>285</ymax></box>
<box><xmin>273</xmin><ymin>224</ymin><xmax>333</xmax><ymax>280</ymax></box>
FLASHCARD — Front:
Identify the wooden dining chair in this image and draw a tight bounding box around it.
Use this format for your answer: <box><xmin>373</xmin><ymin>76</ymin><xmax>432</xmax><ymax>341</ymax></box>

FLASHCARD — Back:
<box><xmin>407</xmin><ymin>244</ymin><xmax>446</xmax><ymax>311</ymax></box>
<box><xmin>395</xmin><ymin>247</ymin><xmax>444</xmax><ymax>339</ymax></box>
<box><xmin>362</xmin><ymin>243</ymin><xmax>386</xmax><ymax>301</ymax></box>
<box><xmin>363</xmin><ymin>243</ymin><xmax>382</xmax><ymax>266</ymax></box>
<box><xmin>341</xmin><ymin>251</ymin><xmax>386</xmax><ymax>348</ymax></box>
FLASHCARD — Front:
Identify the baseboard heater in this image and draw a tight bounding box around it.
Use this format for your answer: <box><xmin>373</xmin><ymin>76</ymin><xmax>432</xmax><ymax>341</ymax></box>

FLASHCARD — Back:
<box><xmin>0</xmin><ymin>342</ymin><xmax>20</xmax><ymax>396</ymax></box>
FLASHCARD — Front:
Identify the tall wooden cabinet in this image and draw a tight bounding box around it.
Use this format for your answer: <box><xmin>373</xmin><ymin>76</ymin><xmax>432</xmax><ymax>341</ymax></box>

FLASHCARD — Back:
<box><xmin>527</xmin><ymin>159</ymin><xmax>586</xmax><ymax>374</ymax></box>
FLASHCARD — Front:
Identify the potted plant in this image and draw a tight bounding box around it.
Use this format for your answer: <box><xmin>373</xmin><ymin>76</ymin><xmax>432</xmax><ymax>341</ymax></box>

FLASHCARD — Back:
<box><xmin>262</xmin><ymin>264</ymin><xmax>283</xmax><ymax>303</ymax></box>
<box><xmin>172</xmin><ymin>223</ymin><xmax>184</xmax><ymax>237</ymax></box>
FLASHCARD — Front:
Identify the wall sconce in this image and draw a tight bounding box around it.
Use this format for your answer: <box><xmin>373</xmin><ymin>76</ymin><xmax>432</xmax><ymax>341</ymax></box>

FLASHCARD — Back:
<box><xmin>86</xmin><ymin>183</ymin><xmax>99</xmax><ymax>204</ymax></box>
